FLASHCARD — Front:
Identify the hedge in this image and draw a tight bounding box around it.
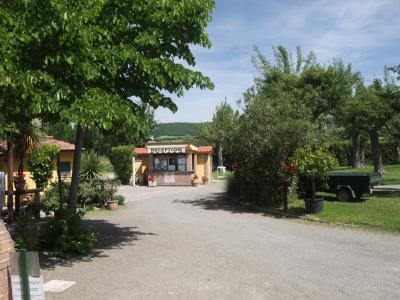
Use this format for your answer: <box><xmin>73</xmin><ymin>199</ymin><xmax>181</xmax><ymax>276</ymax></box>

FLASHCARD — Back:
<box><xmin>327</xmin><ymin>141</ymin><xmax>399</xmax><ymax>166</ymax></box>
<box><xmin>110</xmin><ymin>145</ymin><xmax>134</xmax><ymax>184</ymax></box>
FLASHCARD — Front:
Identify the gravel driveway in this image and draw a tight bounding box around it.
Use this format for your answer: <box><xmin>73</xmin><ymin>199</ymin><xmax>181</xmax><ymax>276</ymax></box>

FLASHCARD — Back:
<box><xmin>42</xmin><ymin>182</ymin><xmax>400</xmax><ymax>300</ymax></box>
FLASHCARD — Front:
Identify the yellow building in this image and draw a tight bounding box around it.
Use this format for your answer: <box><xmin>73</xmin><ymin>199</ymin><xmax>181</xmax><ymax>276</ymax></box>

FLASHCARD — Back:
<box><xmin>134</xmin><ymin>141</ymin><xmax>213</xmax><ymax>186</ymax></box>
<box><xmin>0</xmin><ymin>136</ymin><xmax>75</xmax><ymax>193</ymax></box>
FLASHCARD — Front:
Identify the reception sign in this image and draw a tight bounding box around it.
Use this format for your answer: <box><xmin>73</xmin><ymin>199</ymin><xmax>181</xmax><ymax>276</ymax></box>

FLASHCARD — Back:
<box><xmin>148</xmin><ymin>145</ymin><xmax>186</xmax><ymax>154</ymax></box>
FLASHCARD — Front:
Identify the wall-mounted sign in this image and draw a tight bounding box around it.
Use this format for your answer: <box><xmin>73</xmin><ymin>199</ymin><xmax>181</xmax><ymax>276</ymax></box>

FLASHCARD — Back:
<box><xmin>148</xmin><ymin>146</ymin><xmax>186</xmax><ymax>154</ymax></box>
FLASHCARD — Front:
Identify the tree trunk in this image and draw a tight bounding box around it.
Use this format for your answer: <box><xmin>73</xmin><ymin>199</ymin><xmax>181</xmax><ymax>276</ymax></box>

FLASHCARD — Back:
<box><xmin>6</xmin><ymin>141</ymin><xmax>14</xmax><ymax>220</ymax></box>
<box><xmin>56</xmin><ymin>153</ymin><xmax>63</xmax><ymax>208</ymax></box>
<box><xmin>311</xmin><ymin>177</ymin><xmax>316</xmax><ymax>201</ymax></box>
<box><xmin>368</xmin><ymin>128</ymin><xmax>384</xmax><ymax>174</ymax></box>
<box><xmin>18</xmin><ymin>154</ymin><xmax>24</xmax><ymax>174</ymax></box>
<box><xmin>68</xmin><ymin>124</ymin><xmax>85</xmax><ymax>212</ymax></box>
<box><xmin>397</xmin><ymin>144</ymin><xmax>400</xmax><ymax>164</ymax></box>
<box><xmin>217</xmin><ymin>145</ymin><xmax>223</xmax><ymax>166</ymax></box>
<box><xmin>283</xmin><ymin>181</ymin><xmax>289</xmax><ymax>211</ymax></box>
<box><xmin>351</xmin><ymin>133</ymin><xmax>362</xmax><ymax>168</ymax></box>
<box><xmin>360</xmin><ymin>146</ymin><xmax>365</xmax><ymax>168</ymax></box>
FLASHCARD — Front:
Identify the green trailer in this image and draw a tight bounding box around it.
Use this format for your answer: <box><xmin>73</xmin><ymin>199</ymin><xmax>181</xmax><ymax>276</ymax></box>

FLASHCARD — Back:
<box><xmin>299</xmin><ymin>172</ymin><xmax>381</xmax><ymax>201</ymax></box>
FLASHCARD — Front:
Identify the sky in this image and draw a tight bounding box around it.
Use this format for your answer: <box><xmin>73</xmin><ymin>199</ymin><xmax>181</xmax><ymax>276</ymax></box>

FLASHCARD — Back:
<box><xmin>155</xmin><ymin>0</ymin><xmax>400</xmax><ymax>123</ymax></box>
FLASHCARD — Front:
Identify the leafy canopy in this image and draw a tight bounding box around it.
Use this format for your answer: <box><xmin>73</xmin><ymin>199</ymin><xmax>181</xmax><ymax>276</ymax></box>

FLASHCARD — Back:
<box><xmin>0</xmin><ymin>0</ymin><xmax>215</xmax><ymax>131</ymax></box>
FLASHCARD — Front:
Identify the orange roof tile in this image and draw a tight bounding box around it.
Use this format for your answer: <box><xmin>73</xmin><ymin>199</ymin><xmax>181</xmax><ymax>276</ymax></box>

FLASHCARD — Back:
<box><xmin>135</xmin><ymin>147</ymin><xmax>148</xmax><ymax>155</ymax></box>
<box><xmin>198</xmin><ymin>146</ymin><xmax>213</xmax><ymax>153</ymax></box>
<box><xmin>0</xmin><ymin>136</ymin><xmax>75</xmax><ymax>155</ymax></box>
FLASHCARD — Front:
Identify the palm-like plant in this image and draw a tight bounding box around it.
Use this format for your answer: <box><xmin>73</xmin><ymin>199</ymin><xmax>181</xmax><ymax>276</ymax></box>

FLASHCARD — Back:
<box><xmin>14</xmin><ymin>124</ymin><xmax>44</xmax><ymax>173</ymax></box>
<box><xmin>80</xmin><ymin>151</ymin><xmax>113</xmax><ymax>181</ymax></box>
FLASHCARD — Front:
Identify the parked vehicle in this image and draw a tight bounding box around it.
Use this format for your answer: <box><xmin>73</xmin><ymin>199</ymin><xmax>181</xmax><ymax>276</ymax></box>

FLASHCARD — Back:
<box><xmin>298</xmin><ymin>172</ymin><xmax>381</xmax><ymax>202</ymax></box>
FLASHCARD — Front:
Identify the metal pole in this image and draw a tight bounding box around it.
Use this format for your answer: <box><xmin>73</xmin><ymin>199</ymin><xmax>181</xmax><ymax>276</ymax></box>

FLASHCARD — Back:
<box><xmin>20</xmin><ymin>249</ymin><xmax>31</xmax><ymax>300</ymax></box>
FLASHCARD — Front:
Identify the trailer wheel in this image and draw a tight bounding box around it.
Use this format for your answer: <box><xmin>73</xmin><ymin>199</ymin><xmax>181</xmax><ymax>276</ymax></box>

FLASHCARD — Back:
<box><xmin>337</xmin><ymin>188</ymin><xmax>353</xmax><ymax>202</ymax></box>
<box><xmin>355</xmin><ymin>191</ymin><xmax>363</xmax><ymax>200</ymax></box>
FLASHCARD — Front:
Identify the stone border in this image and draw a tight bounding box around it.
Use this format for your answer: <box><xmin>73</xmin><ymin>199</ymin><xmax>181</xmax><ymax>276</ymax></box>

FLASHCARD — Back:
<box><xmin>0</xmin><ymin>221</ymin><xmax>14</xmax><ymax>300</ymax></box>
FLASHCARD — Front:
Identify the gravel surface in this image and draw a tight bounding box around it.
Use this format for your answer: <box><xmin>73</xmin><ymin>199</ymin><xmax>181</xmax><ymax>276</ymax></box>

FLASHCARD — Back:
<box><xmin>42</xmin><ymin>182</ymin><xmax>400</xmax><ymax>300</ymax></box>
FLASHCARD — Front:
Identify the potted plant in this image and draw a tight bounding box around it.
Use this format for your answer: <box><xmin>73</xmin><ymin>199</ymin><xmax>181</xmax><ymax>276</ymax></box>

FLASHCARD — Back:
<box><xmin>202</xmin><ymin>176</ymin><xmax>209</xmax><ymax>185</ymax></box>
<box><xmin>147</xmin><ymin>175</ymin><xmax>157</xmax><ymax>187</ymax></box>
<box><xmin>191</xmin><ymin>175</ymin><xmax>199</xmax><ymax>187</ymax></box>
<box><xmin>14</xmin><ymin>171</ymin><xmax>26</xmax><ymax>191</ymax></box>
<box><xmin>294</xmin><ymin>145</ymin><xmax>337</xmax><ymax>214</ymax></box>
<box><xmin>104</xmin><ymin>179</ymin><xmax>120</xmax><ymax>210</ymax></box>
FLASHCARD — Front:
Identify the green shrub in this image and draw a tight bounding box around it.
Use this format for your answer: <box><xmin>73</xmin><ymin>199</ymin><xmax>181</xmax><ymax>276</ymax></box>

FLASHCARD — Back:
<box><xmin>39</xmin><ymin>213</ymin><xmax>97</xmax><ymax>258</ymax></box>
<box><xmin>364</xmin><ymin>142</ymin><xmax>399</xmax><ymax>164</ymax></box>
<box><xmin>110</xmin><ymin>145</ymin><xmax>134</xmax><ymax>184</ymax></box>
<box><xmin>27</xmin><ymin>144</ymin><xmax>60</xmax><ymax>188</ymax></box>
<box><xmin>80</xmin><ymin>151</ymin><xmax>113</xmax><ymax>181</ymax></box>
<box><xmin>103</xmin><ymin>178</ymin><xmax>120</xmax><ymax>201</ymax></box>
<box><xmin>225</xmin><ymin>172</ymin><xmax>240</xmax><ymax>197</ymax></box>
<box><xmin>78</xmin><ymin>180</ymin><xmax>106</xmax><ymax>210</ymax></box>
<box><xmin>327</xmin><ymin>141</ymin><xmax>352</xmax><ymax>166</ymax></box>
<box><xmin>114</xmin><ymin>195</ymin><xmax>125</xmax><ymax>205</ymax></box>
<box><xmin>42</xmin><ymin>183</ymin><xmax>69</xmax><ymax>216</ymax></box>
<box><xmin>328</xmin><ymin>140</ymin><xmax>399</xmax><ymax>166</ymax></box>
<box><xmin>78</xmin><ymin>178</ymin><xmax>120</xmax><ymax>209</ymax></box>
<box><xmin>14</xmin><ymin>210</ymin><xmax>40</xmax><ymax>251</ymax></box>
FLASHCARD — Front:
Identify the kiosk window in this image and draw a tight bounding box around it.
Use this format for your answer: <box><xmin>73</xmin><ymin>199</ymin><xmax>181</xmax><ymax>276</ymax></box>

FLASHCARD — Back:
<box><xmin>153</xmin><ymin>156</ymin><xmax>168</xmax><ymax>171</ymax></box>
<box><xmin>153</xmin><ymin>155</ymin><xmax>186</xmax><ymax>171</ymax></box>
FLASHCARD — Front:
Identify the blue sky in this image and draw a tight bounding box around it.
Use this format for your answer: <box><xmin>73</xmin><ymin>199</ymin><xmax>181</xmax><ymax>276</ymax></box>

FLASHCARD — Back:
<box><xmin>155</xmin><ymin>0</ymin><xmax>400</xmax><ymax>123</ymax></box>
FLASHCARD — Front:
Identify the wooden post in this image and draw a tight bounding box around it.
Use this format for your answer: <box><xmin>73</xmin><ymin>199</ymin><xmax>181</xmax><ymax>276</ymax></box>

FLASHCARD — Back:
<box><xmin>7</xmin><ymin>142</ymin><xmax>14</xmax><ymax>221</ymax></box>
<box><xmin>132</xmin><ymin>156</ymin><xmax>136</xmax><ymax>187</ymax></box>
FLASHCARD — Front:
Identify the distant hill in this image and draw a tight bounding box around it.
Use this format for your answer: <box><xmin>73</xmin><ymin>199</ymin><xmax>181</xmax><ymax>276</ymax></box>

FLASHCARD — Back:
<box><xmin>151</xmin><ymin>122</ymin><xmax>202</xmax><ymax>137</ymax></box>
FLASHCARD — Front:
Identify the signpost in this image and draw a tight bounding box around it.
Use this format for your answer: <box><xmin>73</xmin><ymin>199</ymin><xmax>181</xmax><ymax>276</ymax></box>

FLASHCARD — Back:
<box><xmin>10</xmin><ymin>251</ymin><xmax>45</xmax><ymax>300</ymax></box>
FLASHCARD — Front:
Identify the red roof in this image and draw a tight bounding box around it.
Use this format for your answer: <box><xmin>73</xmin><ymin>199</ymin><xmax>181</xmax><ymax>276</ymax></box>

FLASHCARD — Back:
<box><xmin>0</xmin><ymin>136</ymin><xmax>75</xmax><ymax>155</ymax></box>
<box><xmin>42</xmin><ymin>136</ymin><xmax>75</xmax><ymax>151</ymax></box>
<box><xmin>135</xmin><ymin>147</ymin><xmax>148</xmax><ymax>155</ymax></box>
<box><xmin>198</xmin><ymin>146</ymin><xmax>213</xmax><ymax>153</ymax></box>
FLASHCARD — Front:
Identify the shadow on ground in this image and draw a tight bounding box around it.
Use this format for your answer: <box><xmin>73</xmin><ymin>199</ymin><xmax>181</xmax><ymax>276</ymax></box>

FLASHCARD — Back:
<box><xmin>173</xmin><ymin>192</ymin><xmax>302</xmax><ymax>219</ymax></box>
<box><xmin>40</xmin><ymin>219</ymin><xmax>156</xmax><ymax>270</ymax></box>
<box><xmin>173</xmin><ymin>192</ymin><xmax>257</xmax><ymax>214</ymax></box>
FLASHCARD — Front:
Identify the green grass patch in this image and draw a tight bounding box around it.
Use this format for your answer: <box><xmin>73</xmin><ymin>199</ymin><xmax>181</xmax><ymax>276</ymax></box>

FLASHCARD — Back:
<box><xmin>334</xmin><ymin>164</ymin><xmax>400</xmax><ymax>185</ymax></box>
<box><xmin>290</xmin><ymin>191</ymin><xmax>400</xmax><ymax>234</ymax></box>
<box><xmin>212</xmin><ymin>170</ymin><xmax>233</xmax><ymax>181</ymax></box>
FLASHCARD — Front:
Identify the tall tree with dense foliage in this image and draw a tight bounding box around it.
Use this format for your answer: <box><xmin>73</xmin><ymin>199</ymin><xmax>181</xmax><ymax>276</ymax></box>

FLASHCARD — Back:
<box><xmin>1</xmin><ymin>0</ymin><xmax>215</xmax><ymax>211</ymax></box>
<box><xmin>200</xmin><ymin>101</ymin><xmax>239</xmax><ymax>166</ymax></box>
<box><xmin>230</xmin><ymin>46</ymin><xmax>315</xmax><ymax>207</ymax></box>
<box><xmin>338</xmin><ymin>75</ymin><xmax>399</xmax><ymax>173</ymax></box>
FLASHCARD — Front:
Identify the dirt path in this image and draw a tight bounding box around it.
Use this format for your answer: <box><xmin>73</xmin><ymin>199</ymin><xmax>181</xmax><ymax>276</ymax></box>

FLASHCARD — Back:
<box><xmin>42</xmin><ymin>182</ymin><xmax>400</xmax><ymax>300</ymax></box>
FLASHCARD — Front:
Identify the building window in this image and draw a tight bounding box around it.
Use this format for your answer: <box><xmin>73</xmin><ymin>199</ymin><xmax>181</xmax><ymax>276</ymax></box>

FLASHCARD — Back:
<box><xmin>59</xmin><ymin>162</ymin><xmax>71</xmax><ymax>177</ymax></box>
<box><xmin>153</xmin><ymin>155</ymin><xmax>186</xmax><ymax>171</ymax></box>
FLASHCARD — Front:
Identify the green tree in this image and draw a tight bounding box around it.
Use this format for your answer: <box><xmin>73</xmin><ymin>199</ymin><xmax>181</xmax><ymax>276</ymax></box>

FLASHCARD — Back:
<box><xmin>2</xmin><ymin>0</ymin><xmax>215</xmax><ymax>211</ymax></box>
<box><xmin>27</xmin><ymin>144</ymin><xmax>60</xmax><ymax>188</ymax></box>
<box><xmin>200</xmin><ymin>101</ymin><xmax>239</xmax><ymax>166</ymax></box>
<box><xmin>338</xmin><ymin>76</ymin><xmax>399</xmax><ymax>173</ymax></box>
<box><xmin>385</xmin><ymin>115</ymin><xmax>400</xmax><ymax>163</ymax></box>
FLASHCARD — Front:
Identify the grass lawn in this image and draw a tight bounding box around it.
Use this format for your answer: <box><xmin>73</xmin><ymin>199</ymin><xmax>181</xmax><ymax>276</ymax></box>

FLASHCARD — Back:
<box><xmin>289</xmin><ymin>191</ymin><xmax>400</xmax><ymax>234</ymax></box>
<box><xmin>212</xmin><ymin>170</ymin><xmax>233</xmax><ymax>181</ymax></box>
<box><xmin>334</xmin><ymin>164</ymin><xmax>400</xmax><ymax>185</ymax></box>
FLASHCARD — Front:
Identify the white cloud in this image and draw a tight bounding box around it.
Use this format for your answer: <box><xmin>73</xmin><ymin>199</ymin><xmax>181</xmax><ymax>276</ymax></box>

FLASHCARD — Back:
<box><xmin>156</xmin><ymin>0</ymin><xmax>400</xmax><ymax>122</ymax></box>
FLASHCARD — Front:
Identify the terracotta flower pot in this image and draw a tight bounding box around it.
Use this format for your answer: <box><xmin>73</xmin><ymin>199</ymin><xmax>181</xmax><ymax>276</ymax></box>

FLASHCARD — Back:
<box><xmin>191</xmin><ymin>179</ymin><xmax>199</xmax><ymax>187</ymax></box>
<box><xmin>14</xmin><ymin>179</ymin><xmax>26</xmax><ymax>191</ymax></box>
<box><xmin>106</xmin><ymin>200</ymin><xmax>118</xmax><ymax>210</ymax></box>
